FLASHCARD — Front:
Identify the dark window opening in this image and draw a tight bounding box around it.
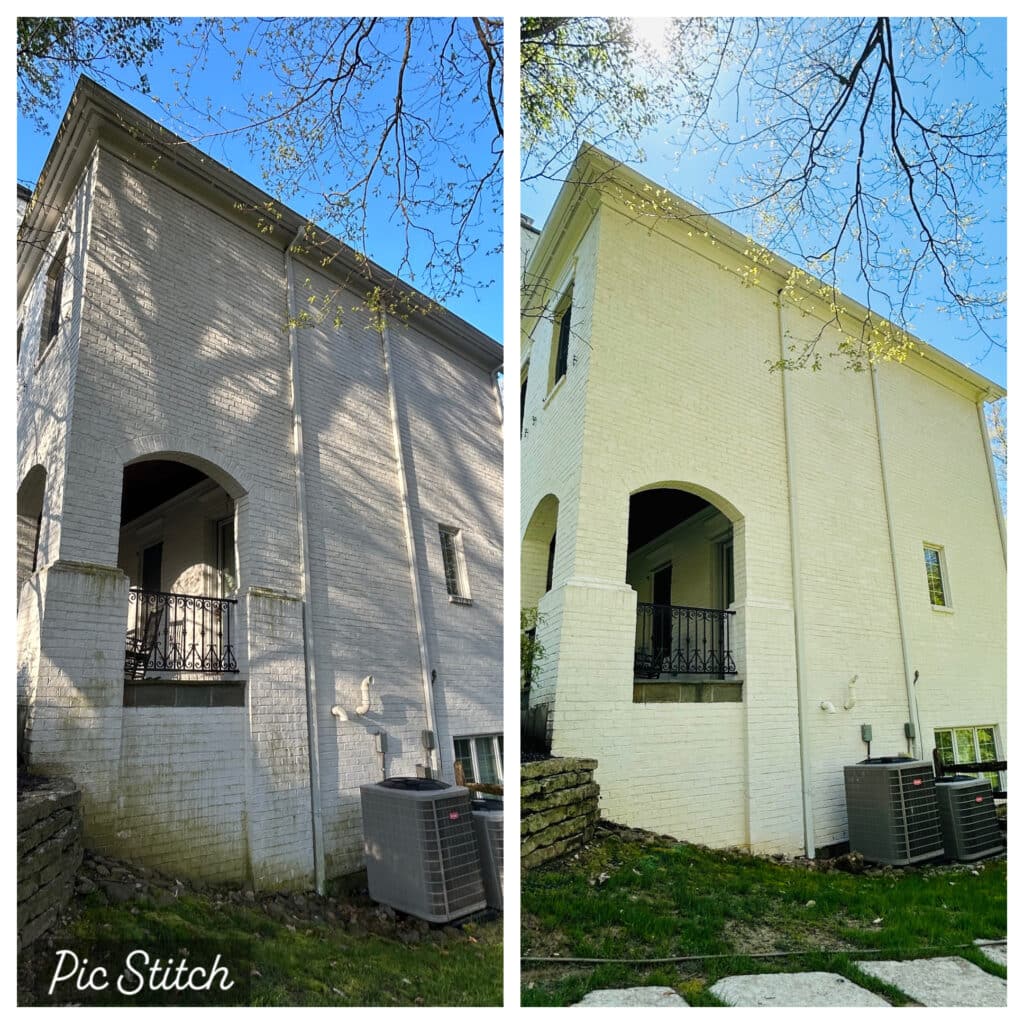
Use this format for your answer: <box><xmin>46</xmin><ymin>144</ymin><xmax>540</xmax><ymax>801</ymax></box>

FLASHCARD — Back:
<box><xmin>554</xmin><ymin>302</ymin><xmax>571</xmax><ymax>382</ymax></box>
<box><xmin>42</xmin><ymin>239</ymin><xmax>68</xmax><ymax>353</ymax></box>
<box><xmin>546</xmin><ymin>532</ymin><xmax>556</xmax><ymax>592</ymax></box>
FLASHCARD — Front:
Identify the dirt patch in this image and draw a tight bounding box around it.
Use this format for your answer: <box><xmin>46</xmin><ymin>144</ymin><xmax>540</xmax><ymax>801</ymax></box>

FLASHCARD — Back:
<box><xmin>521</xmin><ymin>912</ymin><xmax>571</xmax><ymax>957</ymax></box>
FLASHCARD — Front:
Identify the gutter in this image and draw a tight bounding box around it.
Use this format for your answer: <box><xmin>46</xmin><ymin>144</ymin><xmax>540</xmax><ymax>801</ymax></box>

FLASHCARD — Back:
<box><xmin>379</xmin><ymin>316</ymin><xmax>442</xmax><ymax>775</ymax></box>
<box><xmin>776</xmin><ymin>293</ymin><xmax>816</xmax><ymax>859</ymax></box>
<box><xmin>976</xmin><ymin>400</ymin><xmax>1007</xmax><ymax>566</ymax></box>
<box><xmin>870</xmin><ymin>364</ymin><xmax>922</xmax><ymax>758</ymax></box>
<box><xmin>285</xmin><ymin>235</ymin><xmax>327</xmax><ymax>894</ymax></box>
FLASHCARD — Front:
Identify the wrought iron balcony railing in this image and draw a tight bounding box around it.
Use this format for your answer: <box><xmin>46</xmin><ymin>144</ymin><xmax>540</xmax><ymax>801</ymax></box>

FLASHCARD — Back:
<box><xmin>126</xmin><ymin>588</ymin><xmax>239</xmax><ymax>677</ymax></box>
<box><xmin>634</xmin><ymin>602</ymin><xmax>736</xmax><ymax>678</ymax></box>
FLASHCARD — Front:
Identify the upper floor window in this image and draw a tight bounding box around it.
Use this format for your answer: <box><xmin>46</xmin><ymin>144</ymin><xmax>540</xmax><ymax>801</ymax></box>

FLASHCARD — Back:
<box><xmin>520</xmin><ymin>363</ymin><xmax>529</xmax><ymax>436</ymax></box>
<box><xmin>550</xmin><ymin>285</ymin><xmax>573</xmax><ymax>391</ymax></box>
<box><xmin>40</xmin><ymin>237</ymin><xmax>68</xmax><ymax>358</ymax></box>
<box><xmin>923</xmin><ymin>544</ymin><xmax>950</xmax><ymax>608</ymax></box>
<box><xmin>439</xmin><ymin>524</ymin><xmax>471</xmax><ymax>605</ymax></box>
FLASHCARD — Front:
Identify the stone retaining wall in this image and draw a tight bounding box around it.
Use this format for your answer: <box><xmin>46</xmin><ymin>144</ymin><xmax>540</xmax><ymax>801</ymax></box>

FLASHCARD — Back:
<box><xmin>521</xmin><ymin>757</ymin><xmax>599</xmax><ymax>869</ymax></box>
<box><xmin>18</xmin><ymin>779</ymin><xmax>83</xmax><ymax>950</ymax></box>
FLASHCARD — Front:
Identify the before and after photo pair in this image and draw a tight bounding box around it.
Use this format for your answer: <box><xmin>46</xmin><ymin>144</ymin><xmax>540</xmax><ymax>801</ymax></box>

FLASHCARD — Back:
<box><xmin>12</xmin><ymin>13</ymin><xmax>1008</xmax><ymax>1011</ymax></box>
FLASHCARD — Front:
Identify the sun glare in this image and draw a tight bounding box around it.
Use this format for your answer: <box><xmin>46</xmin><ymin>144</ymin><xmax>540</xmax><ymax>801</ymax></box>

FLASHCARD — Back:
<box><xmin>630</xmin><ymin>17</ymin><xmax>673</xmax><ymax>60</ymax></box>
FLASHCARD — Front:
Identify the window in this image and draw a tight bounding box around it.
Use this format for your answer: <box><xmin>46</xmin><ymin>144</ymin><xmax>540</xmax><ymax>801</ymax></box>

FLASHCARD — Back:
<box><xmin>439</xmin><ymin>525</ymin><xmax>471</xmax><ymax>604</ymax></box>
<box><xmin>545</xmin><ymin>531</ymin><xmax>556</xmax><ymax>593</ymax></box>
<box><xmin>217</xmin><ymin>517</ymin><xmax>237</xmax><ymax>595</ymax></box>
<box><xmin>40</xmin><ymin>238</ymin><xmax>68</xmax><ymax>357</ymax></box>
<box><xmin>454</xmin><ymin>734</ymin><xmax>503</xmax><ymax>785</ymax></box>
<box><xmin>934</xmin><ymin>725</ymin><xmax>1002</xmax><ymax>792</ymax></box>
<box><xmin>923</xmin><ymin>544</ymin><xmax>950</xmax><ymax>607</ymax></box>
<box><xmin>520</xmin><ymin>364</ymin><xmax>529</xmax><ymax>436</ymax></box>
<box><xmin>550</xmin><ymin>285</ymin><xmax>573</xmax><ymax>390</ymax></box>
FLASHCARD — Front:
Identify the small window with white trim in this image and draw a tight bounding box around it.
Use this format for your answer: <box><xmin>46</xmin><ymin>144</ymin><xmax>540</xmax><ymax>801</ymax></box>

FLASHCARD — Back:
<box><xmin>934</xmin><ymin>725</ymin><xmax>1002</xmax><ymax>792</ymax></box>
<box><xmin>439</xmin><ymin>524</ymin><xmax>471</xmax><ymax>604</ymax></box>
<box><xmin>923</xmin><ymin>544</ymin><xmax>951</xmax><ymax>608</ymax></box>
<box><xmin>454</xmin><ymin>734</ymin><xmax>503</xmax><ymax>785</ymax></box>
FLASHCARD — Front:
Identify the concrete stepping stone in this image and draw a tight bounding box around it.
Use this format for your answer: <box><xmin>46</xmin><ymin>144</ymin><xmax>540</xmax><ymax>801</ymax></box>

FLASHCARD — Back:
<box><xmin>974</xmin><ymin>939</ymin><xmax>1007</xmax><ymax>967</ymax></box>
<box><xmin>572</xmin><ymin>986</ymin><xmax>688</xmax><ymax>1007</ymax></box>
<box><xmin>856</xmin><ymin>956</ymin><xmax>1006</xmax><ymax>1006</ymax></box>
<box><xmin>710</xmin><ymin>972</ymin><xmax>888</xmax><ymax>1007</ymax></box>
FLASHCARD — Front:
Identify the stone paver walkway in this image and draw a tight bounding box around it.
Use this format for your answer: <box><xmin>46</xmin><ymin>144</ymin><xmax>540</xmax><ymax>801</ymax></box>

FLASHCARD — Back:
<box><xmin>565</xmin><ymin>940</ymin><xmax>1007</xmax><ymax>1007</ymax></box>
<box><xmin>710</xmin><ymin>972</ymin><xmax>888</xmax><ymax>1007</ymax></box>
<box><xmin>974</xmin><ymin>940</ymin><xmax>1007</xmax><ymax>968</ymax></box>
<box><xmin>572</xmin><ymin>987</ymin><xmax>688</xmax><ymax>1007</ymax></box>
<box><xmin>855</xmin><ymin>955</ymin><xmax>1006</xmax><ymax>1007</ymax></box>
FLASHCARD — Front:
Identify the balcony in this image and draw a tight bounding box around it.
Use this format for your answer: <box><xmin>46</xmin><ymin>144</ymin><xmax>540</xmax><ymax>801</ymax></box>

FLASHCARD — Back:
<box><xmin>634</xmin><ymin>602</ymin><xmax>737</xmax><ymax>679</ymax></box>
<box><xmin>125</xmin><ymin>588</ymin><xmax>239</xmax><ymax>679</ymax></box>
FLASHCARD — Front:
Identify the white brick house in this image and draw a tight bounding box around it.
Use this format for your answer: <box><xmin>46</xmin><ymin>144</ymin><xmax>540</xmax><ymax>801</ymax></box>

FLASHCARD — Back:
<box><xmin>17</xmin><ymin>78</ymin><xmax>503</xmax><ymax>891</ymax></box>
<box><xmin>520</xmin><ymin>146</ymin><xmax>1006</xmax><ymax>856</ymax></box>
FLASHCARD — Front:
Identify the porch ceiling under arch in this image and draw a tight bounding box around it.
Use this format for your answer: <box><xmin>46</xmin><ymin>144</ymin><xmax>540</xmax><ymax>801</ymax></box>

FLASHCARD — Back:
<box><xmin>628</xmin><ymin>489</ymin><xmax>711</xmax><ymax>553</ymax></box>
<box><xmin>120</xmin><ymin>460</ymin><xmax>208</xmax><ymax>524</ymax></box>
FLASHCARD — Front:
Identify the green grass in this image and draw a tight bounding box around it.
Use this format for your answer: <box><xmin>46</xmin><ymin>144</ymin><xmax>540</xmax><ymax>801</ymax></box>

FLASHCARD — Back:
<box><xmin>26</xmin><ymin>893</ymin><xmax>502</xmax><ymax>1007</ymax></box>
<box><xmin>521</xmin><ymin>826</ymin><xmax>1006</xmax><ymax>1006</ymax></box>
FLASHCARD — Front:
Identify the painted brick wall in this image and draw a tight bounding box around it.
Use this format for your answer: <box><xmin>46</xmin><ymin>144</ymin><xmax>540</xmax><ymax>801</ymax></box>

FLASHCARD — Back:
<box><xmin>522</xmin><ymin>176</ymin><xmax>1004</xmax><ymax>855</ymax></box>
<box><xmin>18</xmin><ymin>135</ymin><xmax>502</xmax><ymax>887</ymax></box>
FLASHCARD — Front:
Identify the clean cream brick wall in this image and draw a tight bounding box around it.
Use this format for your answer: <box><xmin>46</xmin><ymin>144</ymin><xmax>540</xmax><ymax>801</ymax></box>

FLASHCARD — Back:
<box><xmin>523</xmin><ymin>176</ymin><xmax>1004</xmax><ymax>855</ymax></box>
<box><xmin>879</xmin><ymin>360</ymin><xmax>1006</xmax><ymax>760</ymax></box>
<box><xmin>520</xmin><ymin>208</ymin><xmax>601</xmax><ymax>736</ymax></box>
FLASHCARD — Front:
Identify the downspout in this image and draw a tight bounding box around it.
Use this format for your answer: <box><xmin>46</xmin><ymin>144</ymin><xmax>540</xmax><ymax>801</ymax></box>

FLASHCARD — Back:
<box><xmin>870</xmin><ymin>363</ymin><xmax>921</xmax><ymax>758</ymax></box>
<box><xmin>776</xmin><ymin>293</ymin><xmax>816</xmax><ymax>859</ymax></box>
<box><xmin>976</xmin><ymin>400</ymin><xmax>1006</xmax><ymax>566</ymax></box>
<box><xmin>379</xmin><ymin>315</ymin><xmax>441</xmax><ymax>775</ymax></box>
<box><xmin>285</xmin><ymin>236</ymin><xmax>326</xmax><ymax>895</ymax></box>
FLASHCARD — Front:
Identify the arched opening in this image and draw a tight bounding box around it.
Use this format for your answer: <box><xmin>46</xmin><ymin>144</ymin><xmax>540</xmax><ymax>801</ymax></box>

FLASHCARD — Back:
<box><xmin>17</xmin><ymin>465</ymin><xmax>47</xmax><ymax>600</ymax></box>
<box><xmin>627</xmin><ymin>485</ymin><xmax>741</xmax><ymax>681</ymax></box>
<box><xmin>521</xmin><ymin>494</ymin><xmax>560</xmax><ymax>751</ymax></box>
<box><xmin>521</xmin><ymin>494</ymin><xmax>559</xmax><ymax>612</ymax></box>
<box><xmin>118</xmin><ymin>458</ymin><xmax>242</xmax><ymax>676</ymax></box>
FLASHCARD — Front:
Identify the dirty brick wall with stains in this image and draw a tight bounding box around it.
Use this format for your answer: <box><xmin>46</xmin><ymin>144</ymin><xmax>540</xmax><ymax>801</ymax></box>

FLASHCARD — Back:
<box><xmin>16</xmin><ymin>83</ymin><xmax>502</xmax><ymax>888</ymax></box>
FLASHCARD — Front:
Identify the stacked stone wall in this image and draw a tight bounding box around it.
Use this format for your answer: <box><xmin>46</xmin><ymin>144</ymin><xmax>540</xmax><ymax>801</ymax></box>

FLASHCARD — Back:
<box><xmin>521</xmin><ymin>757</ymin><xmax>599</xmax><ymax>869</ymax></box>
<box><xmin>18</xmin><ymin>780</ymin><xmax>83</xmax><ymax>950</ymax></box>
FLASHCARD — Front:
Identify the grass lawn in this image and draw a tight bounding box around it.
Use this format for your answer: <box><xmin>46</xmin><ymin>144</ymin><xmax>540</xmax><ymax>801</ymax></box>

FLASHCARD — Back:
<box><xmin>521</xmin><ymin>823</ymin><xmax>1006</xmax><ymax>1006</ymax></box>
<box><xmin>22</xmin><ymin>891</ymin><xmax>502</xmax><ymax>1007</ymax></box>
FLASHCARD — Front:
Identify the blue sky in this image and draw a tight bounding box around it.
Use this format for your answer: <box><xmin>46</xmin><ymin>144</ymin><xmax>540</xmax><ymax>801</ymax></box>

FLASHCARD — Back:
<box><xmin>521</xmin><ymin>18</ymin><xmax>1007</xmax><ymax>388</ymax></box>
<box><xmin>17</xmin><ymin>18</ymin><xmax>503</xmax><ymax>342</ymax></box>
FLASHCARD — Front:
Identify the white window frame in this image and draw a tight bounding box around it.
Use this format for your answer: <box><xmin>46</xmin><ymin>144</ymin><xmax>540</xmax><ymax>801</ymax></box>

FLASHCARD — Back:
<box><xmin>934</xmin><ymin>725</ymin><xmax>1003</xmax><ymax>792</ymax></box>
<box><xmin>453</xmin><ymin>734</ymin><xmax>503</xmax><ymax>786</ymax></box>
<box><xmin>439</xmin><ymin>524</ymin><xmax>472</xmax><ymax>605</ymax></box>
<box><xmin>923</xmin><ymin>543</ymin><xmax>952</xmax><ymax>610</ymax></box>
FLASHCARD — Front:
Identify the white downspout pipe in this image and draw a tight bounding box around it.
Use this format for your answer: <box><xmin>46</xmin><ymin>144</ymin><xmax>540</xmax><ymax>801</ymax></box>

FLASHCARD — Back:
<box><xmin>870</xmin><ymin>363</ymin><xmax>922</xmax><ymax>758</ymax></box>
<box><xmin>776</xmin><ymin>294</ymin><xmax>816</xmax><ymax>859</ymax></box>
<box><xmin>379</xmin><ymin>315</ymin><xmax>441</xmax><ymax>775</ymax></box>
<box><xmin>976</xmin><ymin>400</ymin><xmax>1006</xmax><ymax>566</ymax></box>
<box><xmin>285</xmin><ymin>236</ymin><xmax>326</xmax><ymax>894</ymax></box>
